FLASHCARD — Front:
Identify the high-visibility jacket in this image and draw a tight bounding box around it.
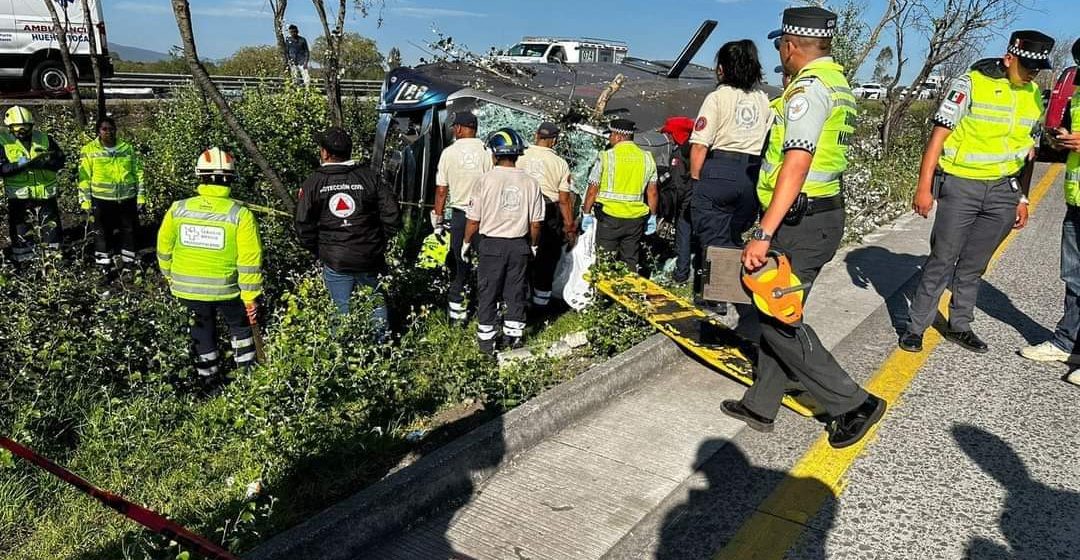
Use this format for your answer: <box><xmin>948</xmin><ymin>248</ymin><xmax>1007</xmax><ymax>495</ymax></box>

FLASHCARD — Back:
<box><xmin>939</xmin><ymin>70</ymin><xmax>1042</xmax><ymax>180</ymax></box>
<box><xmin>78</xmin><ymin>139</ymin><xmax>144</xmax><ymax>204</ymax></box>
<box><xmin>1062</xmin><ymin>92</ymin><xmax>1080</xmax><ymax>206</ymax></box>
<box><xmin>3</xmin><ymin>130</ymin><xmax>58</xmax><ymax>200</ymax></box>
<box><xmin>157</xmin><ymin>184</ymin><xmax>263</xmax><ymax>303</ymax></box>
<box><xmin>595</xmin><ymin>141</ymin><xmax>655</xmax><ymax>219</ymax></box>
<box><xmin>758</xmin><ymin>58</ymin><xmax>857</xmax><ymax>208</ymax></box>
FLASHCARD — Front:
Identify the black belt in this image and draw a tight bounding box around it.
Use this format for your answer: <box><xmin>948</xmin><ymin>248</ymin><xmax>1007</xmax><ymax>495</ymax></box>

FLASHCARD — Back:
<box><xmin>707</xmin><ymin>150</ymin><xmax>762</xmax><ymax>164</ymax></box>
<box><xmin>805</xmin><ymin>195</ymin><xmax>844</xmax><ymax>216</ymax></box>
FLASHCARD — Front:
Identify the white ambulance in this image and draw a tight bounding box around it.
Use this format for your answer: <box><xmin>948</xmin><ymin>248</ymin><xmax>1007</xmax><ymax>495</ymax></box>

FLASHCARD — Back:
<box><xmin>495</xmin><ymin>37</ymin><xmax>629</xmax><ymax>65</ymax></box>
<box><xmin>0</xmin><ymin>0</ymin><xmax>112</xmax><ymax>92</ymax></box>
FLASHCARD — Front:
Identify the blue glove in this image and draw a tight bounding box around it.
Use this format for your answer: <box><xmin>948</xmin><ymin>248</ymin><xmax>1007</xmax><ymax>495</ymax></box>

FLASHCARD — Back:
<box><xmin>581</xmin><ymin>213</ymin><xmax>595</xmax><ymax>231</ymax></box>
<box><xmin>645</xmin><ymin>214</ymin><xmax>657</xmax><ymax>236</ymax></box>
<box><xmin>15</xmin><ymin>156</ymin><xmax>28</xmax><ymax>167</ymax></box>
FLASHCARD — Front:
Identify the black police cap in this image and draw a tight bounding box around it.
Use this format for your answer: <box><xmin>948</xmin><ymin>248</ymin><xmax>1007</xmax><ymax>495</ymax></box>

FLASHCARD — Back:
<box><xmin>781</xmin><ymin>6</ymin><xmax>837</xmax><ymax>39</ymax></box>
<box><xmin>452</xmin><ymin>111</ymin><xmax>478</xmax><ymax>128</ymax></box>
<box><xmin>607</xmin><ymin>118</ymin><xmax>636</xmax><ymax>135</ymax></box>
<box><xmin>1007</xmin><ymin>30</ymin><xmax>1054</xmax><ymax>71</ymax></box>
<box><xmin>537</xmin><ymin>121</ymin><xmax>561</xmax><ymax>138</ymax></box>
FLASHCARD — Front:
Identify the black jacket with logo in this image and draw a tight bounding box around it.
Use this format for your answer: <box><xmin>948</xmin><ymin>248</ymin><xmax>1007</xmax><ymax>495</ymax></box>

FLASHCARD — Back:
<box><xmin>295</xmin><ymin>162</ymin><xmax>401</xmax><ymax>273</ymax></box>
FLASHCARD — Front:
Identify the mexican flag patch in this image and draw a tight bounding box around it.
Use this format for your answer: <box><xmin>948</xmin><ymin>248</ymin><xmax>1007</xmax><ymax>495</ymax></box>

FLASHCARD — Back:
<box><xmin>947</xmin><ymin>90</ymin><xmax>966</xmax><ymax>104</ymax></box>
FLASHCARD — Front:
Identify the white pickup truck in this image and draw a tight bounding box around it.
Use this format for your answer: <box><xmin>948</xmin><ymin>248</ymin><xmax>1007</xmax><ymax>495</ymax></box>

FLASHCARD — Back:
<box><xmin>0</xmin><ymin>0</ymin><xmax>113</xmax><ymax>92</ymax></box>
<box><xmin>495</xmin><ymin>36</ymin><xmax>628</xmax><ymax>64</ymax></box>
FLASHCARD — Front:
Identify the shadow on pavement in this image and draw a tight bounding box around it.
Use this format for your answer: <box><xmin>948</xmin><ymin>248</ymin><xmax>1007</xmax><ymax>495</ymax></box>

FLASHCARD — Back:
<box><xmin>954</xmin><ymin>424</ymin><xmax>1080</xmax><ymax>559</ymax></box>
<box><xmin>974</xmin><ymin>280</ymin><xmax>1054</xmax><ymax>345</ymax></box>
<box><xmin>843</xmin><ymin>246</ymin><xmax>923</xmax><ymax>334</ymax></box>
<box><xmin>654</xmin><ymin>439</ymin><xmax>837</xmax><ymax>560</ymax></box>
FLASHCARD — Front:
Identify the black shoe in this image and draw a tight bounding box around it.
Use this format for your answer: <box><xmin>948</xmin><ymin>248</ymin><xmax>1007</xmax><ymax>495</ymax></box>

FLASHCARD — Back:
<box><xmin>502</xmin><ymin>335</ymin><xmax>524</xmax><ymax>350</ymax></box>
<box><xmin>944</xmin><ymin>329</ymin><xmax>988</xmax><ymax>354</ymax></box>
<box><xmin>721</xmin><ymin>400</ymin><xmax>775</xmax><ymax>433</ymax></box>
<box><xmin>827</xmin><ymin>395</ymin><xmax>887</xmax><ymax>449</ymax></box>
<box><xmin>898</xmin><ymin>331</ymin><xmax>923</xmax><ymax>352</ymax></box>
<box><xmin>479</xmin><ymin>340</ymin><xmax>497</xmax><ymax>357</ymax></box>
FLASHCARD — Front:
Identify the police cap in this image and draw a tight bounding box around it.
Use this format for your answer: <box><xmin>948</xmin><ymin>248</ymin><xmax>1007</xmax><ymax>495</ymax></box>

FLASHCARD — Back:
<box><xmin>537</xmin><ymin>121</ymin><xmax>561</xmax><ymax>139</ymax></box>
<box><xmin>1007</xmin><ymin>30</ymin><xmax>1054</xmax><ymax>71</ymax></box>
<box><xmin>780</xmin><ymin>7</ymin><xmax>837</xmax><ymax>39</ymax></box>
<box><xmin>607</xmin><ymin>118</ymin><xmax>636</xmax><ymax>135</ymax></box>
<box><xmin>452</xmin><ymin>111</ymin><xmax>478</xmax><ymax>128</ymax></box>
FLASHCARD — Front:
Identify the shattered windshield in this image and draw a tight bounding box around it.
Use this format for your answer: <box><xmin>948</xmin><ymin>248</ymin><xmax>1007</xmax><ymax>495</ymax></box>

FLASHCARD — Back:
<box><xmin>507</xmin><ymin>43</ymin><xmax>548</xmax><ymax>57</ymax></box>
<box><xmin>473</xmin><ymin>101</ymin><xmax>603</xmax><ymax>197</ymax></box>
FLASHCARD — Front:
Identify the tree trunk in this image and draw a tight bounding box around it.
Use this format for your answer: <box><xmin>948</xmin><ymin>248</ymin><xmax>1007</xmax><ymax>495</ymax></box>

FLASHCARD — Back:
<box><xmin>593</xmin><ymin>73</ymin><xmax>625</xmax><ymax>122</ymax></box>
<box><xmin>312</xmin><ymin>0</ymin><xmax>345</xmax><ymax>126</ymax></box>
<box><xmin>269</xmin><ymin>0</ymin><xmax>289</xmax><ymax>71</ymax></box>
<box><xmin>41</xmin><ymin>0</ymin><xmax>86</xmax><ymax>128</ymax></box>
<box><xmin>170</xmin><ymin>0</ymin><xmax>295</xmax><ymax>213</ymax></box>
<box><xmin>79</xmin><ymin>0</ymin><xmax>106</xmax><ymax>120</ymax></box>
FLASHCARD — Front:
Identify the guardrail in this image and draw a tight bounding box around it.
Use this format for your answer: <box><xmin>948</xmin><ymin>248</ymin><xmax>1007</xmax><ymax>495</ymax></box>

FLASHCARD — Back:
<box><xmin>81</xmin><ymin>72</ymin><xmax>383</xmax><ymax>98</ymax></box>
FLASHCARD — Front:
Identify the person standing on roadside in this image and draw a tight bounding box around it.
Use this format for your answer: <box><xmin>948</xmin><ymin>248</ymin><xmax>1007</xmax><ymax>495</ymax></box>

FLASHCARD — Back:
<box><xmin>1020</xmin><ymin>38</ymin><xmax>1080</xmax><ymax>383</ymax></box>
<box><xmin>688</xmin><ymin>40</ymin><xmax>772</xmax><ymax>268</ymax></box>
<box><xmin>295</xmin><ymin>127</ymin><xmax>401</xmax><ymax>336</ymax></box>
<box><xmin>78</xmin><ymin>116</ymin><xmax>144</xmax><ymax>272</ymax></box>
<box><xmin>581</xmin><ymin>118</ymin><xmax>659</xmax><ymax>272</ymax></box>
<box><xmin>0</xmin><ymin>105</ymin><xmax>66</xmax><ymax>262</ymax></box>
<box><xmin>462</xmin><ymin>128</ymin><xmax>544</xmax><ymax>356</ymax></box>
<box><xmin>285</xmin><ymin>24</ymin><xmax>311</xmax><ymax>87</ymax></box>
<box><xmin>517</xmin><ymin>121</ymin><xmax>574</xmax><ymax>309</ymax></box>
<box><xmin>432</xmin><ymin>111</ymin><xmax>493</xmax><ymax>324</ymax></box>
<box><xmin>899</xmin><ymin>31</ymin><xmax>1053</xmax><ymax>355</ymax></box>
<box><xmin>722</xmin><ymin>7</ymin><xmax>886</xmax><ymax>449</ymax></box>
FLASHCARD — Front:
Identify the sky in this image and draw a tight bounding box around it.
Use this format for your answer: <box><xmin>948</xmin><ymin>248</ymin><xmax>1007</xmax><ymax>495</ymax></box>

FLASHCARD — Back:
<box><xmin>104</xmin><ymin>0</ymin><xmax>1080</xmax><ymax>83</ymax></box>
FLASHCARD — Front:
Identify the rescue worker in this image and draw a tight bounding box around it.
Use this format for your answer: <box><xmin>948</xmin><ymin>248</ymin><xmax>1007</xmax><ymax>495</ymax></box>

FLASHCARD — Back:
<box><xmin>899</xmin><ymin>31</ymin><xmax>1053</xmax><ymax>354</ymax></box>
<box><xmin>295</xmin><ymin>127</ymin><xmax>401</xmax><ymax>333</ymax></box>
<box><xmin>689</xmin><ymin>40</ymin><xmax>771</xmax><ymax>257</ymax></box>
<box><xmin>78</xmin><ymin>116</ymin><xmax>144</xmax><ymax>271</ymax></box>
<box><xmin>432</xmin><ymin>111</ymin><xmax>492</xmax><ymax>324</ymax></box>
<box><xmin>157</xmin><ymin>148</ymin><xmax>263</xmax><ymax>377</ymax></box>
<box><xmin>659</xmin><ymin>116</ymin><xmax>695</xmax><ymax>283</ymax></box>
<box><xmin>582</xmin><ymin>118</ymin><xmax>659</xmax><ymax>272</ymax></box>
<box><xmin>1</xmin><ymin>105</ymin><xmax>66</xmax><ymax>262</ymax></box>
<box><xmin>723</xmin><ymin>7</ymin><xmax>886</xmax><ymax>449</ymax></box>
<box><xmin>516</xmin><ymin>121</ymin><xmax>574</xmax><ymax>308</ymax></box>
<box><xmin>462</xmin><ymin>128</ymin><xmax>544</xmax><ymax>355</ymax></box>
<box><xmin>1020</xmin><ymin>38</ymin><xmax>1080</xmax><ymax>378</ymax></box>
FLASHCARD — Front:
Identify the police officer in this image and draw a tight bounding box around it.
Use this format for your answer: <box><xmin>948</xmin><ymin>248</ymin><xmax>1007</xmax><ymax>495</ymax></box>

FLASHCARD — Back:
<box><xmin>432</xmin><ymin>111</ymin><xmax>493</xmax><ymax>324</ymax></box>
<box><xmin>659</xmin><ymin>116</ymin><xmax>695</xmax><ymax>283</ymax></box>
<box><xmin>462</xmin><ymin>128</ymin><xmax>545</xmax><ymax>355</ymax></box>
<box><xmin>78</xmin><ymin>116</ymin><xmax>144</xmax><ymax>271</ymax></box>
<box><xmin>582</xmin><ymin>118</ymin><xmax>659</xmax><ymax>272</ymax></box>
<box><xmin>517</xmin><ymin>121</ymin><xmax>573</xmax><ymax>308</ymax></box>
<box><xmin>723</xmin><ymin>7</ymin><xmax>886</xmax><ymax>449</ymax></box>
<box><xmin>157</xmin><ymin>148</ymin><xmax>263</xmax><ymax>377</ymax></box>
<box><xmin>1021</xmin><ymin>38</ymin><xmax>1080</xmax><ymax>372</ymax></box>
<box><xmin>1</xmin><ymin>105</ymin><xmax>65</xmax><ymax>262</ymax></box>
<box><xmin>689</xmin><ymin>39</ymin><xmax>771</xmax><ymax>256</ymax></box>
<box><xmin>295</xmin><ymin>127</ymin><xmax>401</xmax><ymax>332</ymax></box>
<box><xmin>900</xmin><ymin>31</ymin><xmax>1053</xmax><ymax>354</ymax></box>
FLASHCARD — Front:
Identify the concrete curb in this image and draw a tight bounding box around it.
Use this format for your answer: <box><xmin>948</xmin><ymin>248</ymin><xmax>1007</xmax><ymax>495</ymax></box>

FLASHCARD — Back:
<box><xmin>246</xmin><ymin>333</ymin><xmax>681</xmax><ymax>560</ymax></box>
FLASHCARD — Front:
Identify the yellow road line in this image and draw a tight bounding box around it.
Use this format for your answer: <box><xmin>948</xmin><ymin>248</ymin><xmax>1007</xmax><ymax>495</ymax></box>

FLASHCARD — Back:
<box><xmin>715</xmin><ymin>164</ymin><xmax>1063</xmax><ymax>560</ymax></box>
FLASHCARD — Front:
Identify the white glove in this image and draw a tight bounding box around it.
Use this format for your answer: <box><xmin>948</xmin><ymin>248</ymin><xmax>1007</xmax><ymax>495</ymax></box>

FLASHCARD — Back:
<box><xmin>531</xmin><ymin>245</ymin><xmax>539</xmax><ymax>257</ymax></box>
<box><xmin>461</xmin><ymin>242</ymin><xmax>471</xmax><ymax>263</ymax></box>
<box><xmin>430</xmin><ymin>210</ymin><xmax>445</xmax><ymax>235</ymax></box>
<box><xmin>581</xmin><ymin>213</ymin><xmax>595</xmax><ymax>231</ymax></box>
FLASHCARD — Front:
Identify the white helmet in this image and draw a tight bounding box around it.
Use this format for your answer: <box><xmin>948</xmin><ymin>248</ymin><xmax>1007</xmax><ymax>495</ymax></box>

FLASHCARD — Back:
<box><xmin>195</xmin><ymin>147</ymin><xmax>237</xmax><ymax>178</ymax></box>
<box><xmin>4</xmin><ymin>106</ymin><xmax>33</xmax><ymax>127</ymax></box>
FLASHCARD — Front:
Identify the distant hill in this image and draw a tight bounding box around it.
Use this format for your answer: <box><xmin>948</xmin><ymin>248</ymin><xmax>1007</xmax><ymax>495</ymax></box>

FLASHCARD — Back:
<box><xmin>111</xmin><ymin>43</ymin><xmax>170</xmax><ymax>62</ymax></box>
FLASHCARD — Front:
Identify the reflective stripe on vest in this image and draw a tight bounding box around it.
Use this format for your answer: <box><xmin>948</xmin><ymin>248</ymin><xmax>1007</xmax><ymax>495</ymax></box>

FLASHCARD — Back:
<box><xmin>757</xmin><ymin>57</ymin><xmax>855</xmax><ymax>208</ymax></box>
<box><xmin>595</xmin><ymin>142</ymin><xmax>653</xmax><ymax>218</ymax></box>
<box><xmin>939</xmin><ymin>69</ymin><xmax>1042</xmax><ymax>180</ymax></box>
<box><xmin>166</xmin><ymin>194</ymin><xmax>246</xmax><ymax>301</ymax></box>
<box><xmin>1065</xmin><ymin>92</ymin><xmax>1080</xmax><ymax>206</ymax></box>
<box><xmin>3</xmin><ymin>131</ymin><xmax>57</xmax><ymax>200</ymax></box>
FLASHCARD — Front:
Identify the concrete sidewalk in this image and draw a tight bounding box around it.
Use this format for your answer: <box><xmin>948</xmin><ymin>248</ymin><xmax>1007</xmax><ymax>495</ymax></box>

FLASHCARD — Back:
<box><xmin>359</xmin><ymin>209</ymin><xmax>937</xmax><ymax>559</ymax></box>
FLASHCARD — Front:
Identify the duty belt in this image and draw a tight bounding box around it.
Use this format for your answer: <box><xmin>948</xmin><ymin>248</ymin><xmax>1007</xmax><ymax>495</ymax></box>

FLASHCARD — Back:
<box><xmin>707</xmin><ymin>150</ymin><xmax>762</xmax><ymax>164</ymax></box>
<box><xmin>804</xmin><ymin>194</ymin><xmax>844</xmax><ymax>216</ymax></box>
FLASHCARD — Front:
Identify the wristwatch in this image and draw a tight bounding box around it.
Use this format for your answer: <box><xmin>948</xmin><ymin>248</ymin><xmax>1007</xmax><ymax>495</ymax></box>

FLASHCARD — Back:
<box><xmin>750</xmin><ymin>227</ymin><xmax>773</xmax><ymax>242</ymax></box>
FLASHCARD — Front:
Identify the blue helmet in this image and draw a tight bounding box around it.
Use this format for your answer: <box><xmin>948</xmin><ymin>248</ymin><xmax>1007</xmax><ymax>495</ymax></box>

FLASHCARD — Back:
<box><xmin>486</xmin><ymin>127</ymin><xmax>527</xmax><ymax>156</ymax></box>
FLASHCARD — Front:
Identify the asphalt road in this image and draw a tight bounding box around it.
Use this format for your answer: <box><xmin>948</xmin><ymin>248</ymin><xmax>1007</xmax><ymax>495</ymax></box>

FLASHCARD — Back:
<box><xmin>617</xmin><ymin>163</ymin><xmax>1080</xmax><ymax>560</ymax></box>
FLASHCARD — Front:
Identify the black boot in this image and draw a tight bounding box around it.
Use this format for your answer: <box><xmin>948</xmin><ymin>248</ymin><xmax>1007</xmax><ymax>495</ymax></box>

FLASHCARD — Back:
<box><xmin>826</xmin><ymin>395</ymin><xmax>887</xmax><ymax>449</ymax></box>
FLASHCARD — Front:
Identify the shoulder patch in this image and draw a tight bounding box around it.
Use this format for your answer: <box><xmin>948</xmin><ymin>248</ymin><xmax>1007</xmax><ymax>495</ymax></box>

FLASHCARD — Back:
<box><xmin>695</xmin><ymin>116</ymin><xmax>707</xmax><ymax>131</ymax></box>
<box><xmin>946</xmin><ymin>90</ymin><xmax>966</xmax><ymax>104</ymax></box>
<box><xmin>787</xmin><ymin>96</ymin><xmax>810</xmax><ymax>121</ymax></box>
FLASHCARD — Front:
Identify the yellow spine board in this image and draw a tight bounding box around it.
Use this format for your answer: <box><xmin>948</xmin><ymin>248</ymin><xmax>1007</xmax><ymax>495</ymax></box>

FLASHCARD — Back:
<box><xmin>594</xmin><ymin>273</ymin><xmax>822</xmax><ymax>417</ymax></box>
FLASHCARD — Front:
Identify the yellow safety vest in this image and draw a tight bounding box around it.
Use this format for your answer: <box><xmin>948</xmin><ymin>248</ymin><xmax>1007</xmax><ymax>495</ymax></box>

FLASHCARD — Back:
<box><xmin>596</xmin><ymin>141</ymin><xmax>655</xmax><ymax>219</ymax></box>
<box><xmin>156</xmin><ymin>184</ymin><xmax>264</xmax><ymax>303</ymax></box>
<box><xmin>78</xmin><ymin>139</ymin><xmax>145</xmax><ymax>204</ymax></box>
<box><xmin>3</xmin><ymin>130</ymin><xmax>57</xmax><ymax>200</ymax></box>
<box><xmin>1063</xmin><ymin>91</ymin><xmax>1080</xmax><ymax>206</ymax></box>
<box><xmin>939</xmin><ymin>69</ymin><xmax>1043</xmax><ymax>180</ymax></box>
<box><xmin>758</xmin><ymin>58</ymin><xmax>857</xmax><ymax>208</ymax></box>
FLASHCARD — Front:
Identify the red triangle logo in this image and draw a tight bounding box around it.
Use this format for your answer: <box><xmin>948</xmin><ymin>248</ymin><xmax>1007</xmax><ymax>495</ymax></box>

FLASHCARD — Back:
<box><xmin>336</xmin><ymin>198</ymin><xmax>351</xmax><ymax>211</ymax></box>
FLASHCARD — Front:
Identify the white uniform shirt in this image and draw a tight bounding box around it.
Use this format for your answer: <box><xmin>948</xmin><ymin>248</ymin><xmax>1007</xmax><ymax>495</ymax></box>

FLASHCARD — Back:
<box><xmin>516</xmin><ymin>145</ymin><xmax>572</xmax><ymax>202</ymax></box>
<box><xmin>690</xmin><ymin>84</ymin><xmax>772</xmax><ymax>155</ymax></box>
<box><xmin>436</xmin><ymin>137</ymin><xmax>493</xmax><ymax>210</ymax></box>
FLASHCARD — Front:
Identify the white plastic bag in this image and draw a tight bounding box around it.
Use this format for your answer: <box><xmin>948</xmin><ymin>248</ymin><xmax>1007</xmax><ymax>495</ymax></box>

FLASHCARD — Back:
<box><xmin>553</xmin><ymin>225</ymin><xmax>596</xmax><ymax>310</ymax></box>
